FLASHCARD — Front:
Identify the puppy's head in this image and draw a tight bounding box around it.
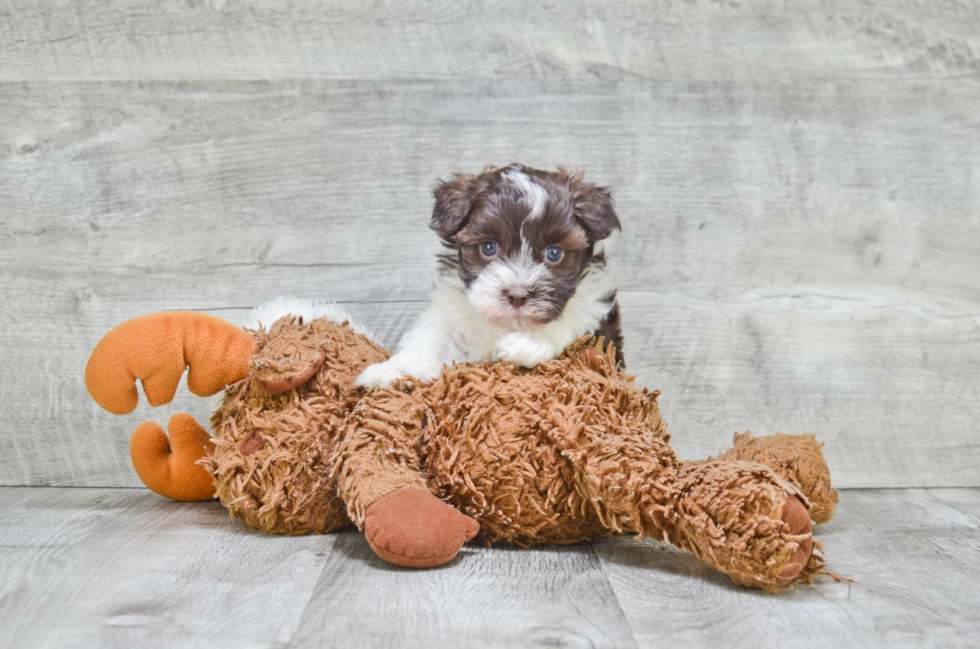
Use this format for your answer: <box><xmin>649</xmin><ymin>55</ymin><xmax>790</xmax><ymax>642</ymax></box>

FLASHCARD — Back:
<box><xmin>431</xmin><ymin>163</ymin><xmax>620</xmax><ymax>331</ymax></box>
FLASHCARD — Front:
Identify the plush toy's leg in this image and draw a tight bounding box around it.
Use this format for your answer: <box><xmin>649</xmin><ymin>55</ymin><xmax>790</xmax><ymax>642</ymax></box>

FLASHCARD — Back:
<box><xmin>713</xmin><ymin>432</ymin><xmax>839</xmax><ymax>524</ymax></box>
<box><xmin>131</xmin><ymin>413</ymin><xmax>216</xmax><ymax>501</ymax></box>
<box><xmin>335</xmin><ymin>388</ymin><xmax>480</xmax><ymax>568</ymax></box>
<box><xmin>553</xmin><ymin>425</ymin><xmax>816</xmax><ymax>590</ymax></box>
<box><xmin>656</xmin><ymin>461</ymin><xmax>814</xmax><ymax>589</ymax></box>
<box><xmin>86</xmin><ymin>312</ymin><xmax>255</xmax><ymax>415</ymax></box>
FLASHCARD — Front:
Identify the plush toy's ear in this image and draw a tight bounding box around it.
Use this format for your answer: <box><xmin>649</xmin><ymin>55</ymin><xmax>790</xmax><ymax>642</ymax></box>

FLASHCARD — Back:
<box><xmin>563</xmin><ymin>169</ymin><xmax>621</xmax><ymax>241</ymax></box>
<box><xmin>430</xmin><ymin>173</ymin><xmax>481</xmax><ymax>240</ymax></box>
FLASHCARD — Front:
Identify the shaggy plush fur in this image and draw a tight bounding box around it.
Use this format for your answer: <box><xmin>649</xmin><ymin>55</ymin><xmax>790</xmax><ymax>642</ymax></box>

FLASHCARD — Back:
<box><xmin>203</xmin><ymin>316</ymin><xmax>389</xmax><ymax>534</ymax></box>
<box><xmin>712</xmin><ymin>431</ymin><xmax>839</xmax><ymax>525</ymax></box>
<box><xmin>97</xmin><ymin>312</ymin><xmax>836</xmax><ymax>591</ymax></box>
<box><xmin>334</xmin><ymin>338</ymin><xmax>830</xmax><ymax>590</ymax></box>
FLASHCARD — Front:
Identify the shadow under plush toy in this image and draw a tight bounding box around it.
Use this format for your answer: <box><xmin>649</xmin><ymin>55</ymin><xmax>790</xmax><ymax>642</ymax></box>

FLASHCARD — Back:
<box><xmin>85</xmin><ymin>299</ymin><xmax>838</xmax><ymax>591</ymax></box>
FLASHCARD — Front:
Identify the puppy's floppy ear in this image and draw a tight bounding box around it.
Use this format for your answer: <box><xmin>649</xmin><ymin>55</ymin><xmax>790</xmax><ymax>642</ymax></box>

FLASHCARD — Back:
<box><xmin>431</xmin><ymin>174</ymin><xmax>478</xmax><ymax>239</ymax></box>
<box><xmin>576</xmin><ymin>186</ymin><xmax>620</xmax><ymax>240</ymax></box>
<box><xmin>564</xmin><ymin>169</ymin><xmax>621</xmax><ymax>240</ymax></box>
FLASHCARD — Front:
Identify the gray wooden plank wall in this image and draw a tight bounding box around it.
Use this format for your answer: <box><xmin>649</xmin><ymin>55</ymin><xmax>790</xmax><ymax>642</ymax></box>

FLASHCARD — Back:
<box><xmin>1</xmin><ymin>1</ymin><xmax>978</xmax><ymax>489</ymax></box>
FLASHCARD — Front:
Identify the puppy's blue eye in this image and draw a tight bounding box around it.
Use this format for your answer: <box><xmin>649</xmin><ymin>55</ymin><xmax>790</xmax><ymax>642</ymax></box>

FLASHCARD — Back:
<box><xmin>481</xmin><ymin>242</ymin><xmax>498</xmax><ymax>257</ymax></box>
<box><xmin>545</xmin><ymin>246</ymin><xmax>563</xmax><ymax>263</ymax></box>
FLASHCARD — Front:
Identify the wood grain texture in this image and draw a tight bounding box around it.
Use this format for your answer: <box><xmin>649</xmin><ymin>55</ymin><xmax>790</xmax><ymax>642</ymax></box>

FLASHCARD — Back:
<box><xmin>0</xmin><ymin>487</ymin><xmax>144</xmax><ymax>601</ymax></box>
<box><xmin>2</xmin><ymin>486</ymin><xmax>979</xmax><ymax>648</ymax></box>
<box><xmin>1</xmin><ymin>1</ymin><xmax>978</xmax><ymax>489</ymax></box>
<box><xmin>2</xmin><ymin>78</ymin><xmax>977</xmax><ymax>488</ymax></box>
<box><xmin>593</xmin><ymin>488</ymin><xmax>980</xmax><ymax>649</ymax></box>
<box><xmin>2</xmin><ymin>0</ymin><xmax>978</xmax><ymax>82</ymax></box>
<box><xmin>0</xmin><ymin>488</ymin><xmax>335</xmax><ymax>649</ymax></box>
<box><xmin>292</xmin><ymin>533</ymin><xmax>636</xmax><ymax>649</ymax></box>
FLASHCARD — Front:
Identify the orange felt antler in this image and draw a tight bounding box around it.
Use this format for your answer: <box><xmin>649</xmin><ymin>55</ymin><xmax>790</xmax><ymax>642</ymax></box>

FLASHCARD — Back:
<box><xmin>86</xmin><ymin>312</ymin><xmax>256</xmax><ymax>501</ymax></box>
<box><xmin>130</xmin><ymin>414</ymin><xmax>217</xmax><ymax>501</ymax></box>
<box><xmin>86</xmin><ymin>312</ymin><xmax>255</xmax><ymax>414</ymax></box>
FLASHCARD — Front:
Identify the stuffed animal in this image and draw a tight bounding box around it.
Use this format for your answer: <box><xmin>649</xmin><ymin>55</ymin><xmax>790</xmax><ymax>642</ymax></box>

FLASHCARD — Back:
<box><xmin>85</xmin><ymin>300</ymin><xmax>838</xmax><ymax>591</ymax></box>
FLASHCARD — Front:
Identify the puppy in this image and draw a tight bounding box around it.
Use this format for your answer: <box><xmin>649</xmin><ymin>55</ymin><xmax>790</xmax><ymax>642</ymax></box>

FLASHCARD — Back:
<box><xmin>356</xmin><ymin>163</ymin><xmax>624</xmax><ymax>389</ymax></box>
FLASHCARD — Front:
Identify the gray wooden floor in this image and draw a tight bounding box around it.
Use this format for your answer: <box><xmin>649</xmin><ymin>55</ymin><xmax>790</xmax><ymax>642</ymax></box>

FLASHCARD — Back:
<box><xmin>2</xmin><ymin>486</ymin><xmax>978</xmax><ymax>649</ymax></box>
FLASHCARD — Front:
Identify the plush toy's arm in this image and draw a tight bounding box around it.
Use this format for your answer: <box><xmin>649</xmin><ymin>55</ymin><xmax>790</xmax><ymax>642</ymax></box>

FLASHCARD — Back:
<box><xmin>86</xmin><ymin>312</ymin><xmax>255</xmax><ymax>415</ymax></box>
<box><xmin>334</xmin><ymin>388</ymin><xmax>479</xmax><ymax>567</ymax></box>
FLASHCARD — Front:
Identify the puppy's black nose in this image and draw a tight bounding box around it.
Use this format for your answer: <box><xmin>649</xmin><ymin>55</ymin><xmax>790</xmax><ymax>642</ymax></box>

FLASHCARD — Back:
<box><xmin>505</xmin><ymin>289</ymin><xmax>529</xmax><ymax>308</ymax></box>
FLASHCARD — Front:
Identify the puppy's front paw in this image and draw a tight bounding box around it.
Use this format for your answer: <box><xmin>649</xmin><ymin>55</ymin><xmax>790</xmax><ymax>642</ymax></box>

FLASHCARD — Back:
<box><xmin>494</xmin><ymin>333</ymin><xmax>553</xmax><ymax>368</ymax></box>
<box><xmin>355</xmin><ymin>360</ymin><xmax>408</xmax><ymax>389</ymax></box>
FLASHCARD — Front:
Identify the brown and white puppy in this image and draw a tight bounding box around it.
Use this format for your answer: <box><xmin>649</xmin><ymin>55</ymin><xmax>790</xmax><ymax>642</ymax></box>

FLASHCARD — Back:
<box><xmin>356</xmin><ymin>163</ymin><xmax>623</xmax><ymax>388</ymax></box>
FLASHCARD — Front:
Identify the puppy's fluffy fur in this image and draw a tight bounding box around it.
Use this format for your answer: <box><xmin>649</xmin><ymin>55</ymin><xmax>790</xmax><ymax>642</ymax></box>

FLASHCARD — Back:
<box><xmin>356</xmin><ymin>163</ymin><xmax>623</xmax><ymax>388</ymax></box>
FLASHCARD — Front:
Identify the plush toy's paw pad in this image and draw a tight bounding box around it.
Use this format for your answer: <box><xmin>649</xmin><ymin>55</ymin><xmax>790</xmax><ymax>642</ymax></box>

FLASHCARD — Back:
<box><xmin>776</xmin><ymin>494</ymin><xmax>814</xmax><ymax>586</ymax></box>
<box><xmin>364</xmin><ymin>488</ymin><xmax>479</xmax><ymax>568</ymax></box>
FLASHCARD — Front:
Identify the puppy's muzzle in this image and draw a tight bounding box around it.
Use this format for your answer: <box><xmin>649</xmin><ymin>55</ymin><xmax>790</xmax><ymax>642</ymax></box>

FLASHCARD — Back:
<box><xmin>504</xmin><ymin>288</ymin><xmax>530</xmax><ymax>308</ymax></box>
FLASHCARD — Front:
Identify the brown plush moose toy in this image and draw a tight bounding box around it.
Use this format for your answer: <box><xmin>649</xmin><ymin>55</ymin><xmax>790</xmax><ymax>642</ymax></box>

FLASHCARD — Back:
<box><xmin>85</xmin><ymin>298</ymin><xmax>837</xmax><ymax>591</ymax></box>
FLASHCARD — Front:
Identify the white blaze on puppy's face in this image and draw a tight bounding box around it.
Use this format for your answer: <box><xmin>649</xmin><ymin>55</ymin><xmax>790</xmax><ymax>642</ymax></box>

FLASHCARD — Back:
<box><xmin>502</xmin><ymin>168</ymin><xmax>548</xmax><ymax>220</ymax></box>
